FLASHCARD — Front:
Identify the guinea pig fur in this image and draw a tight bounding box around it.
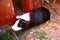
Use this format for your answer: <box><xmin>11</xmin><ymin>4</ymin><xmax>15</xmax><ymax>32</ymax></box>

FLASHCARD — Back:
<box><xmin>12</xmin><ymin>7</ymin><xmax>50</xmax><ymax>31</ymax></box>
<box><xmin>18</xmin><ymin>7</ymin><xmax>50</xmax><ymax>31</ymax></box>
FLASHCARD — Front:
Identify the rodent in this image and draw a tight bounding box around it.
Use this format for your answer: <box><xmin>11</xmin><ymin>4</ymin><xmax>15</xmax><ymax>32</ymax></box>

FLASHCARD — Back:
<box><xmin>17</xmin><ymin>7</ymin><xmax>50</xmax><ymax>31</ymax></box>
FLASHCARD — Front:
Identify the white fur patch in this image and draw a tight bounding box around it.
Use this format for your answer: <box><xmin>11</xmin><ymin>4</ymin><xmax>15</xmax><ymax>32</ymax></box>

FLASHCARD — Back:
<box><xmin>16</xmin><ymin>12</ymin><xmax>30</xmax><ymax>21</ymax></box>
<box><xmin>12</xmin><ymin>12</ymin><xmax>30</xmax><ymax>31</ymax></box>
<box><xmin>12</xmin><ymin>20</ymin><xmax>22</xmax><ymax>31</ymax></box>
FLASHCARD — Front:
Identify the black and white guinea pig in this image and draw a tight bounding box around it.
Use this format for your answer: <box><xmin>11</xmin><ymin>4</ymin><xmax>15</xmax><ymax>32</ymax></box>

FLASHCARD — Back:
<box><xmin>12</xmin><ymin>7</ymin><xmax>50</xmax><ymax>31</ymax></box>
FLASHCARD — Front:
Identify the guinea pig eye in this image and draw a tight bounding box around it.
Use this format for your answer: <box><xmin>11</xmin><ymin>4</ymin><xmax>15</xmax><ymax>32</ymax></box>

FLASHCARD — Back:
<box><xmin>18</xmin><ymin>23</ymin><xmax>22</xmax><ymax>27</ymax></box>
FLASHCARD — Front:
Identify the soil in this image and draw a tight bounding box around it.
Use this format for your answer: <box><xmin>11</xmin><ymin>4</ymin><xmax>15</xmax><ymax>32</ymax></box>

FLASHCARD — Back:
<box><xmin>21</xmin><ymin>2</ymin><xmax>60</xmax><ymax>40</ymax></box>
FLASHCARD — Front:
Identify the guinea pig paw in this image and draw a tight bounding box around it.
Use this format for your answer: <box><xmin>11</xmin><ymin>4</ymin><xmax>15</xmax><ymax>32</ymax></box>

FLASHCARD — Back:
<box><xmin>46</xmin><ymin>21</ymin><xmax>49</xmax><ymax>25</ymax></box>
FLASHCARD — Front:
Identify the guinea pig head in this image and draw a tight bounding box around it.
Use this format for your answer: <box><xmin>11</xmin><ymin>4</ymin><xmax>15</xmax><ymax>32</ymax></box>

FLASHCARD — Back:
<box><xmin>18</xmin><ymin>19</ymin><xmax>30</xmax><ymax>30</ymax></box>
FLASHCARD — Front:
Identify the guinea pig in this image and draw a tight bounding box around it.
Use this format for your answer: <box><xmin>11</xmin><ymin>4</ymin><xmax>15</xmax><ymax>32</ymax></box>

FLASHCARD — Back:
<box><xmin>12</xmin><ymin>7</ymin><xmax>50</xmax><ymax>31</ymax></box>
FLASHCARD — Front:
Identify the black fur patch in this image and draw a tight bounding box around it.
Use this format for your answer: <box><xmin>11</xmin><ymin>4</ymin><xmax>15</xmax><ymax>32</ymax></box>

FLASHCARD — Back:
<box><xmin>18</xmin><ymin>7</ymin><xmax>50</xmax><ymax>31</ymax></box>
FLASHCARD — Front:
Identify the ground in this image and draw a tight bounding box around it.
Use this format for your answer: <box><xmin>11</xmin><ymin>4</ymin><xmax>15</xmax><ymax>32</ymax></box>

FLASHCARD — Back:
<box><xmin>20</xmin><ymin>2</ymin><xmax>60</xmax><ymax>40</ymax></box>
